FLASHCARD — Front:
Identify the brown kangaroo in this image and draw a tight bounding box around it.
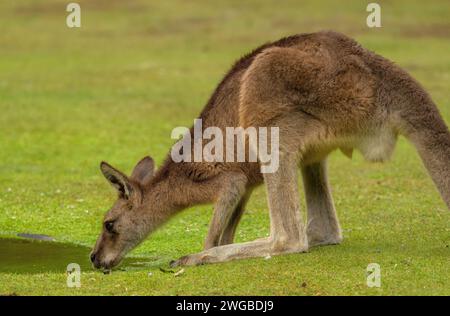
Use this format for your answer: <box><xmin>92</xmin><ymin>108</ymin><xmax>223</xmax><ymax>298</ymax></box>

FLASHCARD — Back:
<box><xmin>90</xmin><ymin>31</ymin><xmax>450</xmax><ymax>270</ymax></box>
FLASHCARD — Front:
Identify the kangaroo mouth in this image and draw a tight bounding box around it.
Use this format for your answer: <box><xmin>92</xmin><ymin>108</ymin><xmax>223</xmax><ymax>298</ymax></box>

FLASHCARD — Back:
<box><xmin>91</xmin><ymin>254</ymin><xmax>123</xmax><ymax>272</ymax></box>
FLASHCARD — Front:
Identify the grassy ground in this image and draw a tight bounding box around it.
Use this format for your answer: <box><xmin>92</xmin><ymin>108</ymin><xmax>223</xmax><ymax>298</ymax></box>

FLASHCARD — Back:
<box><xmin>0</xmin><ymin>0</ymin><xmax>449</xmax><ymax>295</ymax></box>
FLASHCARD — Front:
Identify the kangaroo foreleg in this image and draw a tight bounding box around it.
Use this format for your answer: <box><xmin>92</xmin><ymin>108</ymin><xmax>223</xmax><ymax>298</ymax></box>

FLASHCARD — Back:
<box><xmin>218</xmin><ymin>192</ymin><xmax>251</xmax><ymax>246</ymax></box>
<box><xmin>301</xmin><ymin>160</ymin><xmax>343</xmax><ymax>246</ymax></box>
<box><xmin>203</xmin><ymin>173</ymin><xmax>247</xmax><ymax>250</ymax></box>
<box><xmin>171</xmin><ymin>151</ymin><xmax>308</xmax><ymax>266</ymax></box>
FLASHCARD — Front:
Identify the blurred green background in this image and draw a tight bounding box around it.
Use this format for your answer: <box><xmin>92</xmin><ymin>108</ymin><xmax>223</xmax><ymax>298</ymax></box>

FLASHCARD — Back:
<box><xmin>0</xmin><ymin>0</ymin><xmax>449</xmax><ymax>295</ymax></box>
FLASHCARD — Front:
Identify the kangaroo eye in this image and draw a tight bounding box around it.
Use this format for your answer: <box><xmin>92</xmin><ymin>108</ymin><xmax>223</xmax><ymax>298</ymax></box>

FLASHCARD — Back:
<box><xmin>104</xmin><ymin>221</ymin><xmax>115</xmax><ymax>233</ymax></box>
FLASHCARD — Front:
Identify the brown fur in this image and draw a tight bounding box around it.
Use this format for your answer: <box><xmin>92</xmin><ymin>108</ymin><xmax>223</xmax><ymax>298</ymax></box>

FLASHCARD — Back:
<box><xmin>91</xmin><ymin>31</ymin><xmax>450</xmax><ymax>269</ymax></box>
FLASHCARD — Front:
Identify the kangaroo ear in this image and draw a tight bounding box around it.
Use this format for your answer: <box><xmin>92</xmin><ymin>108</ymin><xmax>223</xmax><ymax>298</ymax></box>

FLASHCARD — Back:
<box><xmin>130</xmin><ymin>156</ymin><xmax>155</xmax><ymax>185</ymax></box>
<box><xmin>100</xmin><ymin>162</ymin><xmax>133</xmax><ymax>199</ymax></box>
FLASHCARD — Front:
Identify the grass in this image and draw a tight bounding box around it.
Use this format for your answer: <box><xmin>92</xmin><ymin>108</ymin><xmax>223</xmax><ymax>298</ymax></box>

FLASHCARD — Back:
<box><xmin>0</xmin><ymin>0</ymin><xmax>449</xmax><ymax>295</ymax></box>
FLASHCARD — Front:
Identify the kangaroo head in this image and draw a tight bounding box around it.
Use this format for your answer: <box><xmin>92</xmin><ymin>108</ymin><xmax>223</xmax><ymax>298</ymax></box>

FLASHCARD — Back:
<box><xmin>90</xmin><ymin>156</ymin><xmax>155</xmax><ymax>270</ymax></box>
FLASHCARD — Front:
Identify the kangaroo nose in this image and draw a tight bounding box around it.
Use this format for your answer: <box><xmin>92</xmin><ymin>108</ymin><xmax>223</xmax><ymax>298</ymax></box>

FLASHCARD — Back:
<box><xmin>90</xmin><ymin>252</ymin><xmax>96</xmax><ymax>263</ymax></box>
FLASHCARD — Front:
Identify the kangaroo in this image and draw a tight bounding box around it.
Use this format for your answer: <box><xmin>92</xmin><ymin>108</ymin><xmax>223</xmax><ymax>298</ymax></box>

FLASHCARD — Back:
<box><xmin>90</xmin><ymin>31</ymin><xmax>450</xmax><ymax>270</ymax></box>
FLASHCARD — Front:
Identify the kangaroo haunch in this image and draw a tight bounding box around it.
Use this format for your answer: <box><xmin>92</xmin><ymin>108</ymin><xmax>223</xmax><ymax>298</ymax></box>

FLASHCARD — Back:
<box><xmin>90</xmin><ymin>31</ymin><xmax>450</xmax><ymax>270</ymax></box>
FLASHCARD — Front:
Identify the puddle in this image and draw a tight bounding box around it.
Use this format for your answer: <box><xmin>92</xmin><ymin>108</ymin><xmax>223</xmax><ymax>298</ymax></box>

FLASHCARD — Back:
<box><xmin>16</xmin><ymin>233</ymin><xmax>55</xmax><ymax>241</ymax></box>
<box><xmin>0</xmin><ymin>238</ymin><xmax>156</xmax><ymax>274</ymax></box>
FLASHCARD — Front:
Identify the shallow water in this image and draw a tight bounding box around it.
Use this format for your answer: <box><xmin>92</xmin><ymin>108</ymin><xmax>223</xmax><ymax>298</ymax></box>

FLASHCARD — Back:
<box><xmin>0</xmin><ymin>237</ymin><xmax>153</xmax><ymax>274</ymax></box>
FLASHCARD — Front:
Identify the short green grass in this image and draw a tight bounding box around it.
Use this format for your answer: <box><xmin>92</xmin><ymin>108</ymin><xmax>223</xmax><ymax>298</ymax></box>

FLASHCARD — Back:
<box><xmin>0</xmin><ymin>0</ymin><xmax>449</xmax><ymax>295</ymax></box>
